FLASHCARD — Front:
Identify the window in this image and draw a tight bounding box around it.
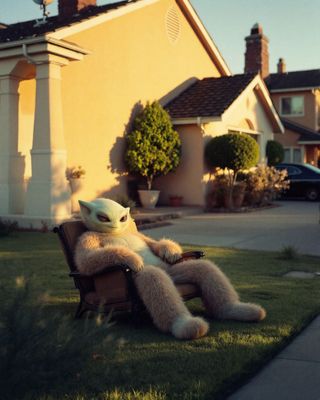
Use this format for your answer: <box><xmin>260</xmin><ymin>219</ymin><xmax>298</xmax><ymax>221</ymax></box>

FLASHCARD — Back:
<box><xmin>284</xmin><ymin>147</ymin><xmax>303</xmax><ymax>163</ymax></box>
<box><xmin>280</xmin><ymin>96</ymin><xmax>304</xmax><ymax>116</ymax></box>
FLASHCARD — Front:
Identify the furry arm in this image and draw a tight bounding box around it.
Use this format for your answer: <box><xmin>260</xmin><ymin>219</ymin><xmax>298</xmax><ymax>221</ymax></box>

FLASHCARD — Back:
<box><xmin>137</xmin><ymin>232</ymin><xmax>183</xmax><ymax>264</ymax></box>
<box><xmin>74</xmin><ymin>232</ymin><xmax>144</xmax><ymax>275</ymax></box>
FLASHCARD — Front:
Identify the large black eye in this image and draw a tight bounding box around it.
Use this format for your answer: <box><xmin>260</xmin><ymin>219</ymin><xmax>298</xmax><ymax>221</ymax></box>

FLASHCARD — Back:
<box><xmin>120</xmin><ymin>214</ymin><xmax>128</xmax><ymax>222</ymax></box>
<box><xmin>97</xmin><ymin>214</ymin><xmax>110</xmax><ymax>222</ymax></box>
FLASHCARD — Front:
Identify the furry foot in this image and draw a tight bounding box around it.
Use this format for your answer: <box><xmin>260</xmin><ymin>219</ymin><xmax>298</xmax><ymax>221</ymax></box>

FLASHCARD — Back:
<box><xmin>218</xmin><ymin>302</ymin><xmax>266</xmax><ymax>322</ymax></box>
<box><xmin>171</xmin><ymin>315</ymin><xmax>209</xmax><ymax>339</ymax></box>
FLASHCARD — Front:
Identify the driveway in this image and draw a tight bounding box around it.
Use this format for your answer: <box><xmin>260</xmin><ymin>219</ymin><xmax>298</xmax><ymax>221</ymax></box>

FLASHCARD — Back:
<box><xmin>144</xmin><ymin>201</ymin><xmax>320</xmax><ymax>256</ymax></box>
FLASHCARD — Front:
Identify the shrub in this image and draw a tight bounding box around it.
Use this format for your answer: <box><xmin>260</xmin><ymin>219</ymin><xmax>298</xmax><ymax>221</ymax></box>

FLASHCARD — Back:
<box><xmin>125</xmin><ymin>101</ymin><xmax>181</xmax><ymax>190</ymax></box>
<box><xmin>266</xmin><ymin>140</ymin><xmax>284</xmax><ymax>166</ymax></box>
<box><xmin>205</xmin><ymin>133</ymin><xmax>259</xmax><ymax>208</ymax></box>
<box><xmin>205</xmin><ymin>133</ymin><xmax>259</xmax><ymax>177</ymax></box>
<box><xmin>0</xmin><ymin>219</ymin><xmax>17</xmax><ymax>237</ymax></box>
<box><xmin>245</xmin><ymin>165</ymin><xmax>289</xmax><ymax>206</ymax></box>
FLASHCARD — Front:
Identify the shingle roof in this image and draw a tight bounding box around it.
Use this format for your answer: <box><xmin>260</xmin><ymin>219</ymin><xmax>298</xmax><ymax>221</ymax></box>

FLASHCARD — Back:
<box><xmin>282</xmin><ymin>119</ymin><xmax>320</xmax><ymax>143</ymax></box>
<box><xmin>165</xmin><ymin>73</ymin><xmax>256</xmax><ymax>119</ymax></box>
<box><xmin>266</xmin><ymin>69</ymin><xmax>320</xmax><ymax>91</ymax></box>
<box><xmin>0</xmin><ymin>1</ymin><xmax>136</xmax><ymax>43</ymax></box>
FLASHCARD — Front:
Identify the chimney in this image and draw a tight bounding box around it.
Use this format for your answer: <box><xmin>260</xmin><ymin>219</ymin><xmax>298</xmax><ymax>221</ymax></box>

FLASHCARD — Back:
<box><xmin>244</xmin><ymin>23</ymin><xmax>269</xmax><ymax>79</ymax></box>
<box><xmin>277</xmin><ymin>58</ymin><xmax>286</xmax><ymax>74</ymax></box>
<box><xmin>58</xmin><ymin>0</ymin><xmax>97</xmax><ymax>19</ymax></box>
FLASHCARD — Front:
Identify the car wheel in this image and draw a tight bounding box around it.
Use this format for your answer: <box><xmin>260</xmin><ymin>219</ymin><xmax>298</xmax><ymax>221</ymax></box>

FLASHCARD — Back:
<box><xmin>305</xmin><ymin>187</ymin><xmax>319</xmax><ymax>201</ymax></box>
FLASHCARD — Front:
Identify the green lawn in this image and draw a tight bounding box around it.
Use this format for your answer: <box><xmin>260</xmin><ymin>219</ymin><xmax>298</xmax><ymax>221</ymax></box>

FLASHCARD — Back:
<box><xmin>0</xmin><ymin>231</ymin><xmax>320</xmax><ymax>400</ymax></box>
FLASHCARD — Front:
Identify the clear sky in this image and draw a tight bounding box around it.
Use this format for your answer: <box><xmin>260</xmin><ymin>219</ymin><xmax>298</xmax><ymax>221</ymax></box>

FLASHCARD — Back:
<box><xmin>1</xmin><ymin>0</ymin><xmax>320</xmax><ymax>74</ymax></box>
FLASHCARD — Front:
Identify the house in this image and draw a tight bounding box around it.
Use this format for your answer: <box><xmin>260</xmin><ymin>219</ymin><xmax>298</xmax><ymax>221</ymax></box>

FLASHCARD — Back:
<box><xmin>0</xmin><ymin>0</ymin><xmax>282</xmax><ymax>227</ymax></box>
<box><xmin>244</xmin><ymin>23</ymin><xmax>320</xmax><ymax>166</ymax></box>
<box><xmin>160</xmin><ymin>73</ymin><xmax>282</xmax><ymax>205</ymax></box>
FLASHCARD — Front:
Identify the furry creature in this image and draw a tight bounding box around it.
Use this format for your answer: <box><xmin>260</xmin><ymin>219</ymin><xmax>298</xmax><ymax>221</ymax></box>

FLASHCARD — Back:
<box><xmin>75</xmin><ymin>198</ymin><xmax>266</xmax><ymax>339</ymax></box>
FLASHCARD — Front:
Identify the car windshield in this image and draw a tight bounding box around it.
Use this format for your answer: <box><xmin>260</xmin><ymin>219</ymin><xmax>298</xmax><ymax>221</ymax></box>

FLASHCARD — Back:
<box><xmin>304</xmin><ymin>164</ymin><xmax>320</xmax><ymax>174</ymax></box>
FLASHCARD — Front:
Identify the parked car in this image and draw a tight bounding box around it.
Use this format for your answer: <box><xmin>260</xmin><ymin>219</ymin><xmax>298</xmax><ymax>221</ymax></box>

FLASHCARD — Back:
<box><xmin>275</xmin><ymin>163</ymin><xmax>320</xmax><ymax>201</ymax></box>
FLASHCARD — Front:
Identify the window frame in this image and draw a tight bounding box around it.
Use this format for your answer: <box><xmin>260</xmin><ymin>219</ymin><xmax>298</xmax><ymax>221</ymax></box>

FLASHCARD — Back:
<box><xmin>279</xmin><ymin>95</ymin><xmax>305</xmax><ymax>117</ymax></box>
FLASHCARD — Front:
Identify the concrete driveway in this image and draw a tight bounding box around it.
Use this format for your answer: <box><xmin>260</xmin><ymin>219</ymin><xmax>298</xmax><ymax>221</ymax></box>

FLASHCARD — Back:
<box><xmin>144</xmin><ymin>201</ymin><xmax>320</xmax><ymax>256</ymax></box>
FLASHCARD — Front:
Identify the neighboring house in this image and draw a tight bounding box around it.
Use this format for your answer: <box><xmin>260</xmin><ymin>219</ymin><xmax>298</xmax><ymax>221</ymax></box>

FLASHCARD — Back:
<box><xmin>244</xmin><ymin>24</ymin><xmax>320</xmax><ymax>166</ymax></box>
<box><xmin>0</xmin><ymin>0</ymin><xmax>282</xmax><ymax>227</ymax></box>
<box><xmin>161</xmin><ymin>73</ymin><xmax>282</xmax><ymax>205</ymax></box>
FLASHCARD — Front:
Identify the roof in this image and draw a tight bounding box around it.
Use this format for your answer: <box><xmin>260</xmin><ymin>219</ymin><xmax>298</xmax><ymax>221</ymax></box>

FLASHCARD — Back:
<box><xmin>0</xmin><ymin>0</ymin><xmax>133</xmax><ymax>43</ymax></box>
<box><xmin>165</xmin><ymin>73</ymin><xmax>256</xmax><ymax>119</ymax></box>
<box><xmin>266</xmin><ymin>69</ymin><xmax>320</xmax><ymax>91</ymax></box>
<box><xmin>282</xmin><ymin>118</ymin><xmax>320</xmax><ymax>144</ymax></box>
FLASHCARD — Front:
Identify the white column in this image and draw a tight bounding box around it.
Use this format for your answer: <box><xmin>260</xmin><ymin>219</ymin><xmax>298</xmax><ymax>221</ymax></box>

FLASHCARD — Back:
<box><xmin>24</xmin><ymin>56</ymin><xmax>71</xmax><ymax>219</ymax></box>
<box><xmin>0</xmin><ymin>75</ymin><xmax>23</xmax><ymax>214</ymax></box>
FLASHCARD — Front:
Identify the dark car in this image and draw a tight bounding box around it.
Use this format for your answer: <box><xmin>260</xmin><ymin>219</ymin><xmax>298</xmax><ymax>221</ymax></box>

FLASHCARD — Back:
<box><xmin>275</xmin><ymin>162</ymin><xmax>320</xmax><ymax>201</ymax></box>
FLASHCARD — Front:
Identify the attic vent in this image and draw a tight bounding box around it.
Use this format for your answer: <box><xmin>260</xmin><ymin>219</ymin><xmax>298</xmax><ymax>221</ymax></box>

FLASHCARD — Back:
<box><xmin>165</xmin><ymin>6</ymin><xmax>180</xmax><ymax>44</ymax></box>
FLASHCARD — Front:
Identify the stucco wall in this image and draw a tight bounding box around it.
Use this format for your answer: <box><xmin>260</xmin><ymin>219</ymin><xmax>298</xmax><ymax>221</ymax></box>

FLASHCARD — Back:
<box><xmin>156</xmin><ymin>124</ymin><xmax>204</xmax><ymax>205</ymax></box>
<box><xmin>271</xmin><ymin>91</ymin><xmax>317</xmax><ymax>130</ymax></box>
<box><xmin>60</xmin><ymin>0</ymin><xmax>221</xmax><ymax>201</ymax></box>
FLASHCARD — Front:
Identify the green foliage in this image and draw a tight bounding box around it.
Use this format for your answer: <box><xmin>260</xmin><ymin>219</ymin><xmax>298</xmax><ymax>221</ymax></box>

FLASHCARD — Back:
<box><xmin>0</xmin><ymin>218</ymin><xmax>17</xmax><ymax>237</ymax></box>
<box><xmin>245</xmin><ymin>165</ymin><xmax>290</xmax><ymax>206</ymax></box>
<box><xmin>0</xmin><ymin>278</ymin><xmax>115</xmax><ymax>400</ymax></box>
<box><xmin>205</xmin><ymin>133</ymin><xmax>259</xmax><ymax>174</ymax></box>
<box><xmin>279</xmin><ymin>245</ymin><xmax>299</xmax><ymax>260</ymax></box>
<box><xmin>125</xmin><ymin>101</ymin><xmax>181</xmax><ymax>190</ymax></box>
<box><xmin>266</xmin><ymin>140</ymin><xmax>284</xmax><ymax>166</ymax></box>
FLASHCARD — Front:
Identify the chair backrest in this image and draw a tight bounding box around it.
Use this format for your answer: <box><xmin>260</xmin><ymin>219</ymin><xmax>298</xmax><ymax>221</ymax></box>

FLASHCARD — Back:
<box><xmin>54</xmin><ymin>220</ymin><xmax>87</xmax><ymax>272</ymax></box>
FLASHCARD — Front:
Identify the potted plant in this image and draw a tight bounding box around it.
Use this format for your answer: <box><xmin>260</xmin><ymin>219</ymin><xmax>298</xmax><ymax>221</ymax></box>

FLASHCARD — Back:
<box><xmin>205</xmin><ymin>133</ymin><xmax>259</xmax><ymax>210</ymax></box>
<box><xmin>125</xmin><ymin>101</ymin><xmax>181</xmax><ymax>208</ymax></box>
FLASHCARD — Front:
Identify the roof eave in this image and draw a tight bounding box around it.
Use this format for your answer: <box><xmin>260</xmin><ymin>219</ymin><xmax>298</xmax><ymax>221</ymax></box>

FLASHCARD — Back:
<box><xmin>171</xmin><ymin>116</ymin><xmax>221</xmax><ymax>125</ymax></box>
<box><xmin>49</xmin><ymin>0</ymin><xmax>159</xmax><ymax>40</ymax></box>
<box><xmin>298</xmin><ymin>140</ymin><xmax>320</xmax><ymax>145</ymax></box>
<box><xmin>269</xmin><ymin>86</ymin><xmax>320</xmax><ymax>93</ymax></box>
<box><xmin>176</xmin><ymin>0</ymin><xmax>231</xmax><ymax>76</ymax></box>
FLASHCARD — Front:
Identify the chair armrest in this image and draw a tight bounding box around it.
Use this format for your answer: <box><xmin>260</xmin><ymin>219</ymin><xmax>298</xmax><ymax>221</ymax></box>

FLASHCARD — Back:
<box><xmin>69</xmin><ymin>264</ymin><xmax>132</xmax><ymax>279</ymax></box>
<box><xmin>173</xmin><ymin>250</ymin><xmax>205</xmax><ymax>264</ymax></box>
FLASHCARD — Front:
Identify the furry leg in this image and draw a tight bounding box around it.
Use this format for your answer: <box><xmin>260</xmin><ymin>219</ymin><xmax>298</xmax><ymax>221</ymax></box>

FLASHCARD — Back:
<box><xmin>134</xmin><ymin>265</ymin><xmax>208</xmax><ymax>339</ymax></box>
<box><xmin>169</xmin><ymin>260</ymin><xmax>266</xmax><ymax>322</ymax></box>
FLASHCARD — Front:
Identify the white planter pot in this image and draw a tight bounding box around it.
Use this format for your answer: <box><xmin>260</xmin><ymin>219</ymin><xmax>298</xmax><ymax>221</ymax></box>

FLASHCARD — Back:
<box><xmin>138</xmin><ymin>190</ymin><xmax>160</xmax><ymax>209</ymax></box>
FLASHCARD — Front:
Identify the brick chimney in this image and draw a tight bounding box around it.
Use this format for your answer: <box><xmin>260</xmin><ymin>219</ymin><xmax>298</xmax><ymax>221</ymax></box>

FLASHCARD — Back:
<box><xmin>58</xmin><ymin>0</ymin><xmax>97</xmax><ymax>19</ymax></box>
<box><xmin>244</xmin><ymin>23</ymin><xmax>269</xmax><ymax>79</ymax></box>
<box><xmin>277</xmin><ymin>58</ymin><xmax>286</xmax><ymax>74</ymax></box>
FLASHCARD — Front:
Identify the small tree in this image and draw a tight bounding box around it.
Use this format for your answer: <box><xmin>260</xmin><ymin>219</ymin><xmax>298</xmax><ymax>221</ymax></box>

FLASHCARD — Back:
<box><xmin>125</xmin><ymin>101</ymin><xmax>181</xmax><ymax>190</ymax></box>
<box><xmin>205</xmin><ymin>133</ymin><xmax>259</xmax><ymax>207</ymax></box>
<box><xmin>266</xmin><ymin>140</ymin><xmax>284</xmax><ymax>166</ymax></box>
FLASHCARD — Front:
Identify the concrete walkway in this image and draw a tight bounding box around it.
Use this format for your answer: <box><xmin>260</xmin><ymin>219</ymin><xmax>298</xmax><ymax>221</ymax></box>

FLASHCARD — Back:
<box><xmin>140</xmin><ymin>201</ymin><xmax>320</xmax><ymax>400</ymax></box>
<box><xmin>142</xmin><ymin>201</ymin><xmax>320</xmax><ymax>256</ymax></box>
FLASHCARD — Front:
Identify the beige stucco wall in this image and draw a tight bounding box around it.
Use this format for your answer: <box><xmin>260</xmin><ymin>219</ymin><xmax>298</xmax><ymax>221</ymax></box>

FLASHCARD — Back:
<box><xmin>156</xmin><ymin>124</ymin><xmax>204</xmax><ymax>205</ymax></box>
<box><xmin>271</xmin><ymin>91</ymin><xmax>317</xmax><ymax>130</ymax></box>
<box><xmin>59</xmin><ymin>0</ymin><xmax>221</xmax><ymax>202</ymax></box>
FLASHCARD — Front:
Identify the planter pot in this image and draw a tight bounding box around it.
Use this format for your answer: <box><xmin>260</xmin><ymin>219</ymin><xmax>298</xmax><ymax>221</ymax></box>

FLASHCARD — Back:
<box><xmin>233</xmin><ymin>183</ymin><xmax>246</xmax><ymax>209</ymax></box>
<box><xmin>169</xmin><ymin>196</ymin><xmax>183</xmax><ymax>207</ymax></box>
<box><xmin>138</xmin><ymin>190</ymin><xmax>160</xmax><ymax>209</ymax></box>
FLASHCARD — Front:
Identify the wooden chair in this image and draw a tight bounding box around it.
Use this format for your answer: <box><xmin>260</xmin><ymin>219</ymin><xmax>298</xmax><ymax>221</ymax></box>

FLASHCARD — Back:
<box><xmin>53</xmin><ymin>220</ymin><xmax>203</xmax><ymax>319</ymax></box>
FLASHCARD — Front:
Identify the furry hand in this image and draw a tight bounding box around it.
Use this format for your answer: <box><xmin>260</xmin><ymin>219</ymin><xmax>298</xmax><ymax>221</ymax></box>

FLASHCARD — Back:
<box><xmin>125</xmin><ymin>253</ymin><xmax>144</xmax><ymax>273</ymax></box>
<box><xmin>155</xmin><ymin>239</ymin><xmax>182</xmax><ymax>264</ymax></box>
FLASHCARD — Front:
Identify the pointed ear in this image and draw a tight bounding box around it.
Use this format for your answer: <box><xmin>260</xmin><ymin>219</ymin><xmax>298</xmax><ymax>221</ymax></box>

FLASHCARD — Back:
<box><xmin>126</xmin><ymin>207</ymin><xmax>130</xmax><ymax>216</ymax></box>
<box><xmin>79</xmin><ymin>200</ymin><xmax>92</xmax><ymax>215</ymax></box>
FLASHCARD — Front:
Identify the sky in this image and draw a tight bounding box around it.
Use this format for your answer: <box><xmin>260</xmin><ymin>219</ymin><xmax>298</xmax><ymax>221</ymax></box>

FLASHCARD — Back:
<box><xmin>1</xmin><ymin>0</ymin><xmax>319</xmax><ymax>74</ymax></box>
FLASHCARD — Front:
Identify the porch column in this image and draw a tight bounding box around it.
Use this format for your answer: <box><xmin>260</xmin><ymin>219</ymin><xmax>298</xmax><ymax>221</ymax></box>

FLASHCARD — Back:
<box><xmin>24</xmin><ymin>55</ymin><xmax>71</xmax><ymax>219</ymax></box>
<box><xmin>0</xmin><ymin>75</ymin><xmax>22</xmax><ymax>214</ymax></box>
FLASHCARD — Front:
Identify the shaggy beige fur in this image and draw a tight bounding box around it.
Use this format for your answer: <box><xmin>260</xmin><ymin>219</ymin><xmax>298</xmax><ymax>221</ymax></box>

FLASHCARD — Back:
<box><xmin>75</xmin><ymin>199</ymin><xmax>266</xmax><ymax>339</ymax></box>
